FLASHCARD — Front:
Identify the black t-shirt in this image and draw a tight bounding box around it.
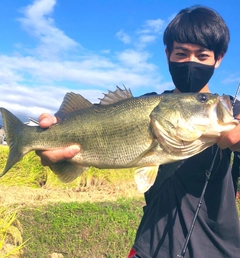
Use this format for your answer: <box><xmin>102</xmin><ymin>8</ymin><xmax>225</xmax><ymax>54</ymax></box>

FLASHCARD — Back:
<box><xmin>133</xmin><ymin>93</ymin><xmax>240</xmax><ymax>258</ymax></box>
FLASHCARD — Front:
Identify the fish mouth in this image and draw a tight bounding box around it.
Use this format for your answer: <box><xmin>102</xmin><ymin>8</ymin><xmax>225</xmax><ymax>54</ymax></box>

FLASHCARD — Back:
<box><xmin>217</xmin><ymin>95</ymin><xmax>239</xmax><ymax>125</ymax></box>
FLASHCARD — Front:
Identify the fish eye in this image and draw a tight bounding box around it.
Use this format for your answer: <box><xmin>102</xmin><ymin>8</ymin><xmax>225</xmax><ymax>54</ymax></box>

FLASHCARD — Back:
<box><xmin>198</xmin><ymin>93</ymin><xmax>208</xmax><ymax>103</ymax></box>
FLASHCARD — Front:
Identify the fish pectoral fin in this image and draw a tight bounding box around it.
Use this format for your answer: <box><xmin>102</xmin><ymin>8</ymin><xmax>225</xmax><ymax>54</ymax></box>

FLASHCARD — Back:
<box><xmin>50</xmin><ymin>161</ymin><xmax>88</xmax><ymax>183</ymax></box>
<box><xmin>134</xmin><ymin>166</ymin><xmax>159</xmax><ymax>193</ymax></box>
<box><xmin>127</xmin><ymin>140</ymin><xmax>159</xmax><ymax>167</ymax></box>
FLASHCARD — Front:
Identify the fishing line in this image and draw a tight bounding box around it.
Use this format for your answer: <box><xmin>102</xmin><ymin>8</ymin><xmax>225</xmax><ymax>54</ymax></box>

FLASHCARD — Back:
<box><xmin>177</xmin><ymin>147</ymin><xmax>219</xmax><ymax>258</ymax></box>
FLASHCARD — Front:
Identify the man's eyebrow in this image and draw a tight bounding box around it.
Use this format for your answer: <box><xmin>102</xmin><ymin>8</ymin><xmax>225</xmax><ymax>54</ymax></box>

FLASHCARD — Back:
<box><xmin>174</xmin><ymin>46</ymin><xmax>188</xmax><ymax>51</ymax></box>
<box><xmin>174</xmin><ymin>46</ymin><xmax>209</xmax><ymax>52</ymax></box>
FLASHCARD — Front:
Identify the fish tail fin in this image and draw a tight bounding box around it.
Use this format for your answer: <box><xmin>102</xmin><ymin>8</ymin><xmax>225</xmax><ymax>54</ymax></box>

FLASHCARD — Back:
<box><xmin>50</xmin><ymin>161</ymin><xmax>88</xmax><ymax>183</ymax></box>
<box><xmin>0</xmin><ymin>108</ymin><xmax>25</xmax><ymax>177</ymax></box>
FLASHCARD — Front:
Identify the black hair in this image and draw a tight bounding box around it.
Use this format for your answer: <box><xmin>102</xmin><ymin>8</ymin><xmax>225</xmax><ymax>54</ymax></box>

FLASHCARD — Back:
<box><xmin>163</xmin><ymin>5</ymin><xmax>230</xmax><ymax>59</ymax></box>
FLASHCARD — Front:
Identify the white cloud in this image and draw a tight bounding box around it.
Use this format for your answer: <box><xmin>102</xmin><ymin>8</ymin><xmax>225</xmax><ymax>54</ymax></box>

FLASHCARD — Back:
<box><xmin>0</xmin><ymin>68</ymin><xmax>22</xmax><ymax>84</ymax></box>
<box><xmin>0</xmin><ymin>48</ymin><xmax>163</xmax><ymax>117</ymax></box>
<box><xmin>116</xmin><ymin>49</ymin><xmax>153</xmax><ymax>70</ymax></box>
<box><xmin>0</xmin><ymin>0</ymin><xmax>171</xmax><ymax>120</ymax></box>
<box><xmin>115</xmin><ymin>18</ymin><xmax>165</xmax><ymax>49</ymax></box>
<box><xmin>18</xmin><ymin>0</ymin><xmax>79</xmax><ymax>58</ymax></box>
<box><xmin>221</xmin><ymin>72</ymin><xmax>240</xmax><ymax>84</ymax></box>
<box><xmin>144</xmin><ymin>19</ymin><xmax>165</xmax><ymax>34</ymax></box>
<box><xmin>135</xmin><ymin>18</ymin><xmax>165</xmax><ymax>49</ymax></box>
<box><xmin>136</xmin><ymin>19</ymin><xmax>164</xmax><ymax>36</ymax></box>
<box><xmin>0</xmin><ymin>82</ymin><xmax>106</xmax><ymax>119</ymax></box>
<box><xmin>116</xmin><ymin>29</ymin><xmax>131</xmax><ymax>44</ymax></box>
<box><xmin>136</xmin><ymin>35</ymin><xmax>157</xmax><ymax>48</ymax></box>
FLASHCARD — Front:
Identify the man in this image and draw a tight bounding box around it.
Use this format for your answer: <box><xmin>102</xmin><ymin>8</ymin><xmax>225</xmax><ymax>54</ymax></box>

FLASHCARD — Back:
<box><xmin>127</xmin><ymin>6</ymin><xmax>240</xmax><ymax>258</ymax></box>
<box><xmin>36</xmin><ymin>6</ymin><xmax>240</xmax><ymax>258</ymax></box>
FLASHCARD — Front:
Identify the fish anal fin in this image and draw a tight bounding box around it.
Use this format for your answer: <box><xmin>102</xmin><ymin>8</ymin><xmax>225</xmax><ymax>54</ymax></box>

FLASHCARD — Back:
<box><xmin>55</xmin><ymin>92</ymin><xmax>93</xmax><ymax>120</ymax></box>
<box><xmin>50</xmin><ymin>161</ymin><xmax>88</xmax><ymax>183</ymax></box>
<box><xmin>98</xmin><ymin>85</ymin><xmax>133</xmax><ymax>105</ymax></box>
<box><xmin>134</xmin><ymin>166</ymin><xmax>159</xmax><ymax>193</ymax></box>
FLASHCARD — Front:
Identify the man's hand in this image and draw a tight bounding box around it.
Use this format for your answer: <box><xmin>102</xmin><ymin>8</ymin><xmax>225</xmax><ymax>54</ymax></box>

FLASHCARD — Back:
<box><xmin>217</xmin><ymin>115</ymin><xmax>240</xmax><ymax>151</ymax></box>
<box><xmin>36</xmin><ymin>113</ymin><xmax>80</xmax><ymax>166</ymax></box>
<box><xmin>38</xmin><ymin>113</ymin><xmax>58</xmax><ymax>128</ymax></box>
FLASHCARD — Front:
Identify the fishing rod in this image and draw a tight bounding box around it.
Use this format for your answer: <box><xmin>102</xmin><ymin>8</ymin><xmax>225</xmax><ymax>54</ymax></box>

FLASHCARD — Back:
<box><xmin>177</xmin><ymin>82</ymin><xmax>240</xmax><ymax>257</ymax></box>
<box><xmin>177</xmin><ymin>147</ymin><xmax>219</xmax><ymax>258</ymax></box>
<box><xmin>233</xmin><ymin>82</ymin><xmax>240</xmax><ymax>106</ymax></box>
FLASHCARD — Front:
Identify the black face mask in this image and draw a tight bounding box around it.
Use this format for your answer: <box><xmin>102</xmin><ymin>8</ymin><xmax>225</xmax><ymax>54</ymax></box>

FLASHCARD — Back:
<box><xmin>168</xmin><ymin>61</ymin><xmax>215</xmax><ymax>93</ymax></box>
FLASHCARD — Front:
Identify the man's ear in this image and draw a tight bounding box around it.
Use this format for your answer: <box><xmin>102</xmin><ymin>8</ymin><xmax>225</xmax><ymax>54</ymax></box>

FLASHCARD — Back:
<box><xmin>215</xmin><ymin>54</ymin><xmax>224</xmax><ymax>68</ymax></box>
<box><xmin>165</xmin><ymin>48</ymin><xmax>170</xmax><ymax>64</ymax></box>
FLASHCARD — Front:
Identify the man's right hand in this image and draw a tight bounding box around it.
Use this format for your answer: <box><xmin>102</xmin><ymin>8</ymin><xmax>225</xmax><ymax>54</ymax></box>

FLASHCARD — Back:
<box><xmin>35</xmin><ymin>113</ymin><xmax>80</xmax><ymax>166</ymax></box>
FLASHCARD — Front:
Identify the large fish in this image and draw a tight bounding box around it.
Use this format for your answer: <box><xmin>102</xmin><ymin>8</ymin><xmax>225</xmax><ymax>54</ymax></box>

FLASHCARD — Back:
<box><xmin>0</xmin><ymin>88</ymin><xmax>238</xmax><ymax>192</ymax></box>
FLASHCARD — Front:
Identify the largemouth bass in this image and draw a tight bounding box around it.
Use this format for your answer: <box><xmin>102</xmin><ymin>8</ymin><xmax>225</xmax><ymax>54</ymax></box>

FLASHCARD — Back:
<box><xmin>0</xmin><ymin>88</ymin><xmax>238</xmax><ymax>192</ymax></box>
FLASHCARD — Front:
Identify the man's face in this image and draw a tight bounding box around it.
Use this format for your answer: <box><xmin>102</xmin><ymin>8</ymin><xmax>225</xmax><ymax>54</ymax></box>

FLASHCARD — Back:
<box><xmin>166</xmin><ymin>41</ymin><xmax>222</xmax><ymax>68</ymax></box>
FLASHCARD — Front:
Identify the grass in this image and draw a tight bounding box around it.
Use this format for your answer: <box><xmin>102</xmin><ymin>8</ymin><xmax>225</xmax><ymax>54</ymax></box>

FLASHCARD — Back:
<box><xmin>19</xmin><ymin>199</ymin><xmax>144</xmax><ymax>258</ymax></box>
<box><xmin>0</xmin><ymin>145</ymin><xmax>136</xmax><ymax>190</ymax></box>
<box><xmin>0</xmin><ymin>145</ymin><xmax>144</xmax><ymax>257</ymax></box>
<box><xmin>0</xmin><ymin>207</ymin><xmax>25</xmax><ymax>258</ymax></box>
<box><xmin>0</xmin><ymin>146</ymin><xmax>48</xmax><ymax>188</ymax></box>
<box><xmin>0</xmin><ymin>145</ymin><xmax>239</xmax><ymax>257</ymax></box>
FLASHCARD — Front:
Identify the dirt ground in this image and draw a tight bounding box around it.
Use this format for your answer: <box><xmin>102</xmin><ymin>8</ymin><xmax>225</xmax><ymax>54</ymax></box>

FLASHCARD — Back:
<box><xmin>0</xmin><ymin>183</ymin><xmax>143</xmax><ymax>207</ymax></box>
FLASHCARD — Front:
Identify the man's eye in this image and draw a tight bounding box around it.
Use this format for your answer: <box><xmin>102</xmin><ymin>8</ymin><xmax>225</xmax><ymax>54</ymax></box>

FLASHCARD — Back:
<box><xmin>176</xmin><ymin>52</ymin><xmax>185</xmax><ymax>56</ymax></box>
<box><xmin>199</xmin><ymin>54</ymin><xmax>209</xmax><ymax>59</ymax></box>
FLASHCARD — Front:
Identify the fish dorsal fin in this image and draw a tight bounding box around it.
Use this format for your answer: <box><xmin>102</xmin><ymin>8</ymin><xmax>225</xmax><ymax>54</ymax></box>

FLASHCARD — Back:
<box><xmin>55</xmin><ymin>92</ymin><xmax>93</xmax><ymax>119</ymax></box>
<box><xmin>98</xmin><ymin>85</ymin><xmax>133</xmax><ymax>105</ymax></box>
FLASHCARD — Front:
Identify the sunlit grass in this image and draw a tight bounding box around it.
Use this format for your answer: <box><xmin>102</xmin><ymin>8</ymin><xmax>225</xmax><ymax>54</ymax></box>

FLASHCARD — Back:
<box><xmin>0</xmin><ymin>146</ymin><xmax>48</xmax><ymax>188</ymax></box>
<box><xmin>0</xmin><ymin>145</ymin><xmax>136</xmax><ymax>190</ymax></box>
<box><xmin>0</xmin><ymin>207</ymin><xmax>26</xmax><ymax>258</ymax></box>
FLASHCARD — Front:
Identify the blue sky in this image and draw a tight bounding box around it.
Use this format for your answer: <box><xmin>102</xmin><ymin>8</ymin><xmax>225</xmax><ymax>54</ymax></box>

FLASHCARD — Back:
<box><xmin>0</xmin><ymin>0</ymin><xmax>240</xmax><ymax>122</ymax></box>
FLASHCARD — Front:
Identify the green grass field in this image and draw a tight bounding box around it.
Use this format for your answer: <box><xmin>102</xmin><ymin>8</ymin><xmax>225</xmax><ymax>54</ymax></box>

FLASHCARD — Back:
<box><xmin>0</xmin><ymin>145</ymin><xmax>239</xmax><ymax>257</ymax></box>
<box><xmin>0</xmin><ymin>146</ymin><xmax>144</xmax><ymax>257</ymax></box>
<box><xmin>19</xmin><ymin>199</ymin><xmax>143</xmax><ymax>258</ymax></box>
